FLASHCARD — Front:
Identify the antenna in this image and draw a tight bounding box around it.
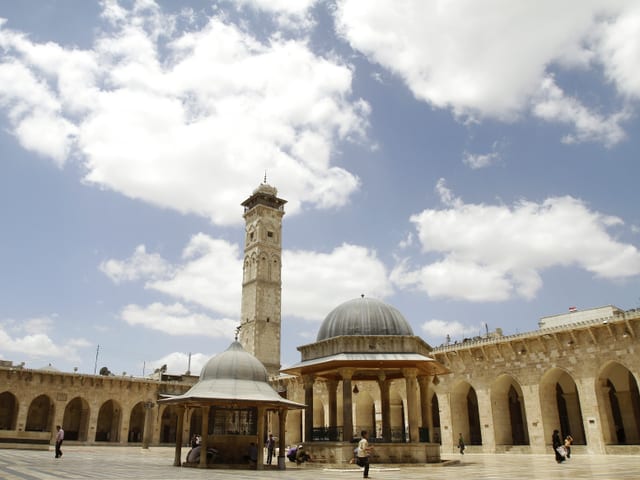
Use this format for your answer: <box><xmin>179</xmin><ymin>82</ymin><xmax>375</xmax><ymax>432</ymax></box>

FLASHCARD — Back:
<box><xmin>263</xmin><ymin>171</ymin><xmax>267</xmax><ymax>183</ymax></box>
<box><xmin>93</xmin><ymin>345</ymin><xmax>100</xmax><ymax>375</ymax></box>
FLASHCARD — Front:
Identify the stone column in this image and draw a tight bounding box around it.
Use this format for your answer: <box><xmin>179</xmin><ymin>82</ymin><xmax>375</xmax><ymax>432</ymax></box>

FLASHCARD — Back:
<box><xmin>256</xmin><ymin>406</ymin><xmax>266</xmax><ymax>470</ymax></box>
<box><xmin>578</xmin><ymin>378</ymin><xmax>606</xmax><ymax>453</ymax></box>
<box><xmin>326</xmin><ymin>379</ymin><xmax>339</xmax><ymax>440</ymax></box>
<box><xmin>475</xmin><ymin>388</ymin><xmax>494</xmax><ymax>452</ymax></box>
<box><xmin>199</xmin><ymin>406</ymin><xmax>210</xmax><ymax>468</ymax></box>
<box><xmin>438</xmin><ymin>391</ymin><xmax>454</xmax><ymax>453</ymax></box>
<box><xmin>303</xmin><ymin>374</ymin><xmax>315</xmax><ymax>442</ymax></box>
<box><xmin>377</xmin><ymin>373</ymin><xmax>391</xmax><ymax>442</ymax></box>
<box><xmin>403</xmin><ymin>368</ymin><xmax>419</xmax><ymax>442</ymax></box>
<box><xmin>340</xmin><ymin>368</ymin><xmax>355</xmax><ymax>442</ymax></box>
<box><xmin>141</xmin><ymin>401</ymin><xmax>154</xmax><ymax>449</ymax></box>
<box><xmin>521</xmin><ymin>384</ymin><xmax>544</xmax><ymax>453</ymax></box>
<box><xmin>418</xmin><ymin>375</ymin><xmax>430</xmax><ymax>441</ymax></box>
<box><xmin>15</xmin><ymin>397</ymin><xmax>29</xmax><ymax>432</ymax></box>
<box><xmin>278</xmin><ymin>408</ymin><xmax>288</xmax><ymax>470</ymax></box>
<box><xmin>173</xmin><ymin>406</ymin><xmax>185</xmax><ymax>466</ymax></box>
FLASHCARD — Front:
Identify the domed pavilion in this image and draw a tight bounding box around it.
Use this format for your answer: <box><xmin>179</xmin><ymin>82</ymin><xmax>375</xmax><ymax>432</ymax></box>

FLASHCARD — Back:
<box><xmin>282</xmin><ymin>295</ymin><xmax>449</xmax><ymax>463</ymax></box>
<box><xmin>160</xmin><ymin>340</ymin><xmax>304</xmax><ymax>470</ymax></box>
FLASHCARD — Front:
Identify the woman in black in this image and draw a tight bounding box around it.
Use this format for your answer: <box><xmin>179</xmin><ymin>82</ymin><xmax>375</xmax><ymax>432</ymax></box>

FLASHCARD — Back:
<box><xmin>552</xmin><ymin>429</ymin><xmax>565</xmax><ymax>463</ymax></box>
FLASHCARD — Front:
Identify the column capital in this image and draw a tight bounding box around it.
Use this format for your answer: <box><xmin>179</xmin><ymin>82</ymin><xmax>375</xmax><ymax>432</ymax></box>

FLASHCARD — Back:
<box><xmin>338</xmin><ymin>368</ymin><xmax>355</xmax><ymax>380</ymax></box>
<box><xmin>302</xmin><ymin>373</ymin><xmax>315</xmax><ymax>389</ymax></box>
<box><xmin>402</xmin><ymin>367</ymin><xmax>419</xmax><ymax>379</ymax></box>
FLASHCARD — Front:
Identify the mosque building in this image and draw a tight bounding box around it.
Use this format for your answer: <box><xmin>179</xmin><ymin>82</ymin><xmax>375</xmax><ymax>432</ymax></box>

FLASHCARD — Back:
<box><xmin>0</xmin><ymin>182</ymin><xmax>639</xmax><ymax>462</ymax></box>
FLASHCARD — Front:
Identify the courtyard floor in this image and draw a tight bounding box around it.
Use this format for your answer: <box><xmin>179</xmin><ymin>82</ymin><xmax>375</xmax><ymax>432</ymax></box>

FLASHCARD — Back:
<box><xmin>0</xmin><ymin>446</ymin><xmax>637</xmax><ymax>479</ymax></box>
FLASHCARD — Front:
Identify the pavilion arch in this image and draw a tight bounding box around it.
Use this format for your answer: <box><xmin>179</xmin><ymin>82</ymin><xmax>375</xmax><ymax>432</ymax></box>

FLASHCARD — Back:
<box><xmin>63</xmin><ymin>397</ymin><xmax>90</xmax><ymax>441</ymax></box>
<box><xmin>354</xmin><ymin>390</ymin><xmax>375</xmax><ymax>438</ymax></box>
<box><xmin>539</xmin><ymin>367</ymin><xmax>585</xmax><ymax>446</ymax></box>
<box><xmin>128</xmin><ymin>401</ymin><xmax>146</xmax><ymax>443</ymax></box>
<box><xmin>450</xmin><ymin>381</ymin><xmax>482</xmax><ymax>446</ymax></box>
<box><xmin>188</xmin><ymin>406</ymin><xmax>203</xmax><ymax>442</ymax></box>
<box><xmin>389</xmin><ymin>386</ymin><xmax>405</xmax><ymax>442</ymax></box>
<box><xmin>26</xmin><ymin>394</ymin><xmax>54</xmax><ymax>432</ymax></box>
<box><xmin>596</xmin><ymin>361</ymin><xmax>640</xmax><ymax>445</ymax></box>
<box><xmin>313</xmin><ymin>398</ymin><xmax>326</xmax><ymax>428</ymax></box>
<box><xmin>491</xmin><ymin>374</ymin><xmax>529</xmax><ymax>446</ymax></box>
<box><xmin>0</xmin><ymin>391</ymin><xmax>18</xmax><ymax>430</ymax></box>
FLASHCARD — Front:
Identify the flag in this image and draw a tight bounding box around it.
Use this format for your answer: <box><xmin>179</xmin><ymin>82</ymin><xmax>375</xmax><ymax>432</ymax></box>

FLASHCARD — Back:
<box><xmin>568</xmin><ymin>306</ymin><xmax>577</xmax><ymax>312</ymax></box>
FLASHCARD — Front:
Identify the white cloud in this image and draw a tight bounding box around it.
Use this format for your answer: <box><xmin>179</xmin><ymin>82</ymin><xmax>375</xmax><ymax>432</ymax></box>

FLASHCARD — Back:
<box><xmin>392</xmin><ymin>179</ymin><xmax>640</xmax><ymax>301</ymax></box>
<box><xmin>421</xmin><ymin>319</ymin><xmax>478</xmax><ymax>345</ymax></box>
<box><xmin>462</xmin><ymin>141</ymin><xmax>504</xmax><ymax>169</ymax></box>
<box><xmin>596</xmin><ymin>3</ymin><xmax>640</xmax><ymax>99</ymax></box>
<box><xmin>533</xmin><ymin>75</ymin><xmax>628</xmax><ymax>147</ymax></box>
<box><xmin>121</xmin><ymin>302</ymin><xmax>238</xmax><ymax>339</ymax></box>
<box><xmin>334</xmin><ymin>0</ymin><xmax>637</xmax><ymax>145</ymax></box>
<box><xmin>100</xmin><ymin>245</ymin><xmax>173</xmax><ymax>284</ymax></box>
<box><xmin>230</xmin><ymin>0</ymin><xmax>319</xmax><ymax>29</ymax></box>
<box><xmin>0</xmin><ymin>1</ymin><xmax>368</xmax><ymax>226</ymax></box>
<box><xmin>101</xmin><ymin>236</ymin><xmax>393</xmax><ymax>325</ymax></box>
<box><xmin>0</xmin><ymin>316</ymin><xmax>89</xmax><ymax>363</ymax></box>
<box><xmin>283</xmin><ymin>243</ymin><xmax>393</xmax><ymax>321</ymax></box>
<box><xmin>148</xmin><ymin>234</ymin><xmax>243</xmax><ymax>316</ymax></box>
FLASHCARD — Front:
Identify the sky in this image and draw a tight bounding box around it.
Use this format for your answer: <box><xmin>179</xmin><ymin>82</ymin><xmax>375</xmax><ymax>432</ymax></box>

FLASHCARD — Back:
<box><xmin>1</xmin><ymin>0</ymin><xmax>639</xmax><ymax>378</ymax></box>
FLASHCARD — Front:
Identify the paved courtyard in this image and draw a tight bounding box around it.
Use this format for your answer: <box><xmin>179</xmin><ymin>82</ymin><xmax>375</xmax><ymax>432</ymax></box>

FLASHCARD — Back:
<box><xmin>0</xmin><ymin>446</ymin><xmax>637</xmax><ymax>480</ymax></box>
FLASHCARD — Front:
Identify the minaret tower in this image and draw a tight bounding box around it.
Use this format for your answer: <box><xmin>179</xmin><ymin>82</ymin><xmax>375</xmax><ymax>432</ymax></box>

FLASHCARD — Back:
<box><xmin>238</xmin><ymin>179</ymin><xmax>286</xmax><ymax>376</ymax></box>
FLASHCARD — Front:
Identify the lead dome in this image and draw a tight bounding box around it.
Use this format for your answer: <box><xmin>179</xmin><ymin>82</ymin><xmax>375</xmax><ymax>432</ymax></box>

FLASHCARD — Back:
<box><xmin>316</xmin><ymin>296</ymin><xmax>414</xmax><ymax>342</ymax></box>
<box><xmin>199</xmin><ymin>341</ymin><xmax>268</xmax><ymax>382</ymax></box>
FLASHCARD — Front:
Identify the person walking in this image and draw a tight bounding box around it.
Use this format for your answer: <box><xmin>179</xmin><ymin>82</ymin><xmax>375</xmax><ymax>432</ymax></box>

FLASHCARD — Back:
<box><xmin>457</xmin><ymin>433</ymin><xmax>465</xmax><ymax>455</ymax></box>
<box><xmin>54</xmin><ymin>425</ymin><xmax>64</xmax><ymax>458</ymax></box>
<box><xmin>266</xmin><ymin>433</ymin><xmax>276</xmax><ymax>465</ymax></box>
<box><xmin>564</xmin><ymin>434</ymin><xmax>573</xmax><ymax>459</ymax></box>
<box><xmin>552</xmin><ymin>429</ymin><xmax>566</xmax><ymax>463</ymax></box>
<box><xmin>357</xmin><ymin>430</ymin><xmax>373</xmax><ymax>479</ymax></box>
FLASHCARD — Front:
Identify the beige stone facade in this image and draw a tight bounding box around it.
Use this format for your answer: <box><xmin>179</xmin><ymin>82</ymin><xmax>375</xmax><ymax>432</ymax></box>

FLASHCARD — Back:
<box><xmin>429</xmin><ymin>307</ymin><xmax>640</xmax><ymax>455</ymax></box>
<box><xmin>0</xmin><ymin>367</ymin><xmax>194</xmax><ymax>448</ymax></box>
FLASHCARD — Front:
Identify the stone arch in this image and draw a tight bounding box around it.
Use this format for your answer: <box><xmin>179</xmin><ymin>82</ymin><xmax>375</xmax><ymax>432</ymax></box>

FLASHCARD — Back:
<box><xmin>188</xmin><ymin>406</ymin><xmax>203</xmax><ymax>442</ymax></box>
<box><xmin>430</xmin><ymin>392</ymin><xmax>441</xmax><ymax>444</ymax></box>
<box><xmin>354</xmin><ymin>391</ymin><xmax>375</xmax><ymax>437</ymax></box>
<box><xmin>0</xmin><ymin>391</ymin><xmax>18</xmax><ymax>430</ymax></box>
<box><xmin>159</xmin><ymin>404</ymin><xmax>181</xmax><ymax>444</ymax></box>
<box><xmin>313</xmin><ymin>398</ymin><xmax>325</xmax><ymax>428</ymax></box>
<box><xmin>491</xmin><ymin>374</ymin><xmax>529</xmax><ymax>446</ymax></box>
<box><xmin>63</xmin><ymin>397</ymin><xmax>90</xmax><ymax>441</ymax></box>
<box><xmin>128</xmin><ymin>401</ymin><xmax>146</xmax><ymax>442</ymax></box>
<box><xmin>389</xmin><ymin>386</ymin><xmax>405</xmax><ymax>442</ymax></box>
<box><xmin>450</xmin><ymin>381</ymin><xmax>482</xmax><ymax>446</ymax></box>
<box><xmin>539</xmin><ymin>367</ymin><xmax>585</xmax><ymax>446</ymax></box>
<box><xmin>26</xmin><ymin>394</ymin><xmax>54</xmax><ymax>432</ymax></box>
<box><xmin>95</xmin><ymin>399</ymin><xmax>122</xmax><ymax>442</ymax></box>
<box><xmin>597</xmin><ymin>361</ymin><xmax>640</xmax><ymax>445</ymax></box>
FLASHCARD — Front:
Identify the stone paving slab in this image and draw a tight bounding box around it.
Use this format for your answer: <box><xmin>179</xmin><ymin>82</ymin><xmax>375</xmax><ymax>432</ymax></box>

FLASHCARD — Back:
<box><xmin>0</xmin><ymin>447</ymin><xmax>638</xmax><ymax>479</ymax></box>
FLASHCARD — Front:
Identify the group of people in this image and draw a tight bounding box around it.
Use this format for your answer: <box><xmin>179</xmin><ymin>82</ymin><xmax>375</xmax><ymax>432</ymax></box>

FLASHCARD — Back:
<box><xmin>552</xmin><ymin>430</ymin><xmax>574</xmax><ymax>463</ymax></box>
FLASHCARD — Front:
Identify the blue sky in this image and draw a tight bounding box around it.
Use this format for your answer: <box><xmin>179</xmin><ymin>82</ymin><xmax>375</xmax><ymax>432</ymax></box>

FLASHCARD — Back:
<box><xmin>1</xmin><ymin>0</ymin><xmax>639</xmax><ymax>377</ymax></box>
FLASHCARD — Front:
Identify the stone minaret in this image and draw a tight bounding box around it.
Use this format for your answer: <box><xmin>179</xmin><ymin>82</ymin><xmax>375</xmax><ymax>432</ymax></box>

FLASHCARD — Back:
<box><xmin>238</xmin><ymin>181</ymin><xmax>286</xmax><ymax>376</ymax></box>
